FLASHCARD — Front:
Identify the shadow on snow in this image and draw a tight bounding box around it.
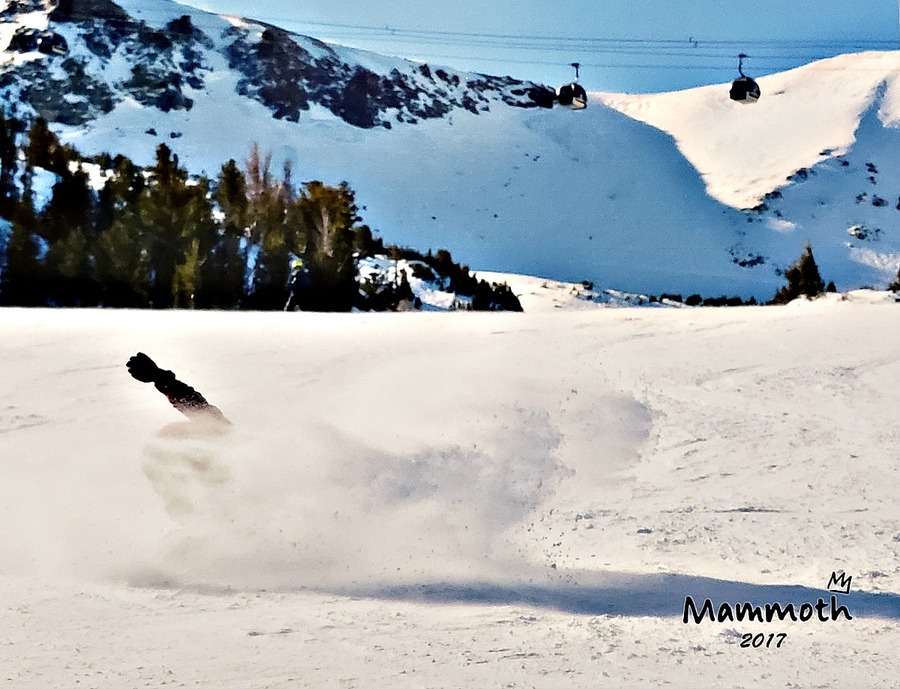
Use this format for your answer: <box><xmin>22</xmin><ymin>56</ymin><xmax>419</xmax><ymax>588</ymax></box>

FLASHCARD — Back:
<box><xmin>342</xmin><ymin>570</ymin><xmax>900</xmax><ymax>620</ymax></box>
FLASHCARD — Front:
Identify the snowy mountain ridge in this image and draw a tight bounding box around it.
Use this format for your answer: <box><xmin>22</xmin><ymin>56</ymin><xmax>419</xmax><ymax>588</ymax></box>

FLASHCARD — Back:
<box><xmin>1</xmin><ymin>0</ymin><xmax>900</xmax><ymax>300</ymax></box>
<box><xmin>0</xmin><ymin>0</ymin><xmax>550</xmax><ymax>129</ymax></box>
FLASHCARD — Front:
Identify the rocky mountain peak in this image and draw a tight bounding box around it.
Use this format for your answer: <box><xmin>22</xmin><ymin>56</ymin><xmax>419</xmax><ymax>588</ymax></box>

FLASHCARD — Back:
<box><xmin>0</xmin><ymin>0</ymin><xmax>555</xmax><ymax>129</ymax></box>
<box><xmin>48</xmin><ymin>0</ymin><xmax>129</xmax><ymax>22</ymax></box>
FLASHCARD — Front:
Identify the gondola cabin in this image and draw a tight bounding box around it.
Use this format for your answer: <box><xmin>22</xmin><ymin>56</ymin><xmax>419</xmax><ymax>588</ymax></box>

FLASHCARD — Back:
<box><xmin>557</xmin><ymin>62</ymin><xmax>587</xmax><ymax>110</ymax></box>
<box><xmin>729</xmin><ymin>53</ymin><xmax>760</xmax><ymax>104</ymax></box>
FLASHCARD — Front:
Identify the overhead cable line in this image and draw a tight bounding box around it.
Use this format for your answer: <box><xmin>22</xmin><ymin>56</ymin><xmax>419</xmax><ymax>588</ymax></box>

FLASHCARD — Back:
<box><xmin>109</xmin><ymin>6</ymin><xmax>898</xmax><ymax>53</ymax></box>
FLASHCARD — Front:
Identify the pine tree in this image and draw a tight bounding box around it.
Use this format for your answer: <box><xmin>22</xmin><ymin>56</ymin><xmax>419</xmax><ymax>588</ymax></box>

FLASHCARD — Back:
<box><xmin>245</xmin><ymin>148</ymin><xmax>294</xmax><ymax>309</ymax></box>
<box><xmin>771</xmin><ymin>244</ymin><xmax>826</xmax><ymax>304</ymax></box>
<box><xmin>94</xmin><ymin>156</ymin><xmax>151</xmax><ymax>306</ymax></box>
<box><xmin>250</xmin><ymin>191</ymin><xmax>291</xmax><ymax>308</ymax></box>
<box><xmin>0</xmin><ymin>175</ymin><xmax>42</xmax><ymax>305</ymax></box>
<box><xmin>135</xmin><ymin>144</ymin><xmax>215</xmax><ymax>308</ymax></box>
<box><xmin>51</xmin><ymin>227</ymin><xmax>91</xmax><ymax>305</ymax></box>
<box><xmin>40</xmin><ymin>166</ymin><xmax>97</xmax><ymax>305</ymax></box>
<box><xmin>96</xmin><ymin>155</ymin><xmax>145</xmax><ymax>236</ymax></box>
<box><xmin>890</xmin><ymin>270</ymin><xmax>900</xmax><ymax>292</ymax></box>
<box><xmin>172</xmin><ymin>238</ymin><xmax>202</xmax><ymax>308</ymax></box>
<box><xmin>95</xmin><ymin>220</ymin><xmax>151</xmax><ymax>307</ymax></box>
<box><xmin>25</xmin><ymin>117</ymin><xmax>63</xmax><ymax>173</ymax></box>
<box><xmin>279</xmin><ymin>159</ymin><xmax>294</xmax><ymax>206</ymax></box>
<box><xmin>292</xmin><ymin>181</ymin><xmax>360</xmax><ymax>311</ymax></box>
<box><xmin>0</xmin><ymin>115</ymin><xmax>22</xmax><ymax>220</ymax></box>
<box><xmin>197</xmin><ymin>159</ymin><xmax>248</xmax><ymax>308</ymax></box>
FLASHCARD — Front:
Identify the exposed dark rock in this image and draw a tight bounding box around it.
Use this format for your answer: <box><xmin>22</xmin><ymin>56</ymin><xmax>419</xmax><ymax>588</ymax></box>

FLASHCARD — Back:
<box><xmin>166</xmin><ymin>15</ymin><xmax>195</xmax><ymax>40</ymax></box>
<box><xmin>125</xmin><ymin>65</ymin><xmax>192</xmax><ymax>111</ymax></box>
<box><xmin>2</xmin><ymin>0</ymin><xmax>555</xmax><ymax>131</ymax></box>
<box><xmin>49</xmin><ymin>0</ymin><xmax>130</xmax><ymax>23</ymax></box>
<box><xmin>528</xmin><ymin>86</ymin><xmax>557</xmax><ymax>109</ymax></box>
<box><xmin>734</xmin><ymin>254</ymin><xmax>766</xmax><ymax>268</ymax></box>
<box><xmin>15</xmin><ymin>57</ymin><xmax>116</xmax><ymax>125</ymax></box>
<box><xmin>8</xmin><ymin>28</ymin><xmax>68</xmax><ymax>56</ymax></box>
<box><xmin>337</xmin><ymin>68</ymin><xmax>383</xmax><ymax>128</ymax></box>
<box><xmin>1</xmin><ymin>1</ymin><xmax>46</xmax><ymax>19</ymax></box>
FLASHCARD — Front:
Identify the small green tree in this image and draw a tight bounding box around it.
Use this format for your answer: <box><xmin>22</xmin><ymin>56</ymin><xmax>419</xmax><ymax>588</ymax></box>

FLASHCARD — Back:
<box><xmin>889</xmin><ymin>271</ymin><xmax>900</xmax><ymax>292</ymax></box>
<box><xmin>771</xmin><ymin>244</ymin><xmax>826</xmax><ymax>304</ymax></box>
<box><xmin>96</xmin><ymin>155</ymin><xmax>145</xmax><ymax>234</ymax></box>
<box><xmin>173</xmin><ymin>238</ymin><xmax>202</xmax><ymax>308</ymax></box>
<box><xmin>471</xmin><ymin>280</ymin><xmax>523</xmax><ymax>312</ymax></box>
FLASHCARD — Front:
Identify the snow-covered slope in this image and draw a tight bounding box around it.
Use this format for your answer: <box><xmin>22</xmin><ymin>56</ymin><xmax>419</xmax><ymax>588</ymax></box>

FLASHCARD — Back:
<box><xmin>601</xmin><ymin>52</ymin><xmax>900</xmax><ymax>210</ymax></box>
<box><xmin>2</xmin><ymin>2</ymin><xmax>900</xmax><ymax>299</ymax></box>
<box><xmin>602</xmin><ymin>51</ymin><xmax>900</xmax><ymax>292</ymax></box>
<box><xmin>1</xmin><ymin>304</ymin><xmax>899</xmax><ymax>686</ymax></box>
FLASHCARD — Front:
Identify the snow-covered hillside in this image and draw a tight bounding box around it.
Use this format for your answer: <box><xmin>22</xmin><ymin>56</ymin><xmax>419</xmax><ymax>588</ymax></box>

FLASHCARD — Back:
<box><xmin>601</xmin><ymin>52</ymin><xmax>900</xmax><ymax>210</ymax></box>
<box><xmin>1</xmin><ymin>303</ymin><xmax>899</xmax><ymax>687</ymax></box>
<box><xmin>602</xmin><ymin>51</ymin><xmax>900</xmax><ymax>294</ymax></box>
<box><xmin>2</xmin><ymin>1</ymin><xmax>900</xmax><ymax>299</ymax></box>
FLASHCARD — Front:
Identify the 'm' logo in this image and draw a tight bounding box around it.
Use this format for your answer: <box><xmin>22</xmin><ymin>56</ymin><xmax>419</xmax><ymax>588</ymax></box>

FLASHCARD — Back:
<box><xmin>827</xmin><ymin>571</ymin><xmax>852</xmax><ymax>595</ymax></box>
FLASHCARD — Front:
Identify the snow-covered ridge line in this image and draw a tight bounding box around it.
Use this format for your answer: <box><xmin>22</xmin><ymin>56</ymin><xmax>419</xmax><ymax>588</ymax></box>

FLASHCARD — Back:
<box><xmin>0</xmin><ymin>0</ymin><xmax>551</xmax><ymax>130</ymax></box>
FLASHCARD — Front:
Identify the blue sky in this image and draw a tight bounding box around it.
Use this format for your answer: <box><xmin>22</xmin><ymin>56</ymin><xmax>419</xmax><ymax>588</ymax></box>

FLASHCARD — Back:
<box><xmin>184</xmin><ymin>1</ymin><xmax>899</xmax><ymax>92</ymax></box>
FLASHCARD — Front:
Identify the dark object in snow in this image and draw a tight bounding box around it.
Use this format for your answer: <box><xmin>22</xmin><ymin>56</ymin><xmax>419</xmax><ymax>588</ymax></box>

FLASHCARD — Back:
<box><xmin>8</xmin><ymin>27</ymin><xmax>68</xmax><ymax>55</ymax></box>
<box><xmin>729</xmin><ymin>54</ymin><xmax>760</xmax><ymax>104</ymax></box>
<box><xmin>528</xmin><ymin>85</ymin><xmax>557</xmax><ymax>109</ymax></box>
<box><xmin>557</xmin><ymin>63</ymin><xmax>587</xmax><ymax>110</ymax></box>
<box><xmin>127</xmin><ymin>352</ymin><xmax>229</xmax><ymax>424</ymax></box>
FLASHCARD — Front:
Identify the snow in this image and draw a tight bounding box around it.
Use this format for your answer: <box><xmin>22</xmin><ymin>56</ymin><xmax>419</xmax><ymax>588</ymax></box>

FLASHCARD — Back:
<box><xmin>0</xmin><ymin>8</ymin><xmax>48</xmax><ymax>66</ymax></box>
<box><xmin>600</xmin><ymin>51</ymin><xmax>900</xmax><ymax>210</ymax></box>
<box><xmin>29</xmin><ymin>166</ymin><xmax>58</xmax><ymax>212</ymax></box>
<box><xmin>39</xmin><ymin>29</ymin><xmax>898</xmax><ymax>301</ymax></box>
<box><xmin>115</xmin><ymin>0</ymin><xmax>209</xmax><ymax>31</ymax></box>
<box><xmin>57</xmin><ymin>83</ymin><xmax>769</xmax><ymax>299</ymax></box>
<box><xmin>475</xmin><ymin>271</ymin><xmax>685</xmax><ymax>311</ymax></box>
<box><xmin>358</xmin><ymin>256</ymin><xmax>462</xmax><ymax>310</ymax></box>
<box><xmin>68</xmin><ymin>160</ymin><xmax>111</xmax><ymax>191</ymax></box>
<box><xmin>766</xmin><ymin>218</ymin><xmax>797</xmax><ymax>233</ymax></box>
<box><xmin>0</xmin><ymin>215</ymin><xmax>10</xmax><ymax>261</ymax></box>
<box><xmin>1</xmin><ymin>303</ymin><xmax>898</xmax><ymax>687</ymax></box>
<box><xmin>848</xmin><ymin>246</ymin><xmax>900</xmax><ymax>277</ymax></box>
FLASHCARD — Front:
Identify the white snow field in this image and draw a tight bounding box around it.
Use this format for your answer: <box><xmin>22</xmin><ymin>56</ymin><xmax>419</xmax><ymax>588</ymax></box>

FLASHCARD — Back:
<box><xmin>1</xmin><ymin>297</ymin><xmax>899</xmax><ymax>687</ymax></box>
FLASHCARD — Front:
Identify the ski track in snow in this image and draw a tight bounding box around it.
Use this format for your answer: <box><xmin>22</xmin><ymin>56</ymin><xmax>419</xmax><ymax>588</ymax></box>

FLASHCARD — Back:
<box><xmin>1</xmin><ymin>303</ymin><xmax>899</xmax><ymax>686</ymax></box>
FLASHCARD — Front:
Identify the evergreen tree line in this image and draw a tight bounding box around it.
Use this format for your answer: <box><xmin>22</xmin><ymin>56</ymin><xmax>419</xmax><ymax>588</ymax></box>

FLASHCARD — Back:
<box><xmin>0</xmin><ymin>115</ymin><xmax>521</xmax><ymax>312</ymax></box>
